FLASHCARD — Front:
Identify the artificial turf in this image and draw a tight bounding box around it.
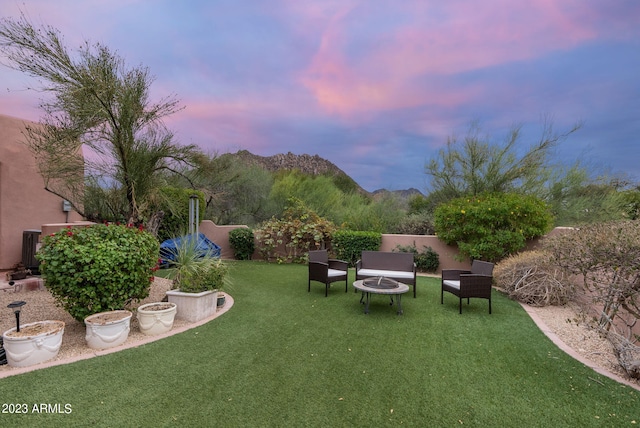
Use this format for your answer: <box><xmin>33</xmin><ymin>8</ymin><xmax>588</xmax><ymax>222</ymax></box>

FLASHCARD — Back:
<box><xmin>0</xmin><ymin>261</ymin><xmax>637</xmax><ymax>427</ymax></box>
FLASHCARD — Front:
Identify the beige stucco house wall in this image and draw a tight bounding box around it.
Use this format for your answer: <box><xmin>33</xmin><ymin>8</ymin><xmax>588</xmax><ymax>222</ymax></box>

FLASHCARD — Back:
<box><xmin>0</xmin><ymin>114</ymin><xmax>82</xmax><ymax>270</ymax></box>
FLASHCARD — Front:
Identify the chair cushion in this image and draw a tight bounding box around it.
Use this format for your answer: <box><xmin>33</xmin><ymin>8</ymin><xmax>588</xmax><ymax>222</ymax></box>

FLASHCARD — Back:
<box><xmin>443</xmin><ymin>280</ymin><xmax>460</xmax><ymax>290</ymax></box>
<box><xmin>327</xmin><ymin>269</ymin><xmax>346</xmax><ymax>278</ymax></box>
<box><xmin>358</xmin><ymin>268</ymin><xmax>414</xmax><ymax>280</ymax></box>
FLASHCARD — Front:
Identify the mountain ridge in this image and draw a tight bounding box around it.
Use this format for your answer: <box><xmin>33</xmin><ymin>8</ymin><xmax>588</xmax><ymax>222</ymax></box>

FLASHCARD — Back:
<box><xmin>225</xmin><ymin>150</ymin><xmax>424</xmax><ymax>198</ymax></box>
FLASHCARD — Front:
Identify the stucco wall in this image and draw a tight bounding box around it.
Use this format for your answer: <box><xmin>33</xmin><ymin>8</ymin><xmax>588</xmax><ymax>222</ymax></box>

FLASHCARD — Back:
<box><xmin>0</xmin><ymin>114</ymin><xmax>82</xmax><ymax>269</ymax></box>
<box><xmin>199</xmin><ymin>220</ymin><xmax>247</xmax><ymax>260</ymax></box>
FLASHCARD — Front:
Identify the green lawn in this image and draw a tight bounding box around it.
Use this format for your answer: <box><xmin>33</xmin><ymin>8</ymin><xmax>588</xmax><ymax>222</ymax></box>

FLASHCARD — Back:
<box><xmin>1</xmin><ymin>261</ymin><xmax>638</xmax><ymax>427</ymax></box>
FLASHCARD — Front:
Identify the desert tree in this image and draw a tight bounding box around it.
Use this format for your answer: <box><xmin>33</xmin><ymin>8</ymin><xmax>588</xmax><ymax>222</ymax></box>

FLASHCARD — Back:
<box><xmin>0</xmin><ymin>13</ymin><xmax>200</xmax><ymax>230</ymax></box>
<box><xmin>425</xmin><ymin>119</ymin><xmax>581</xmax><ymax>206</ymax></box>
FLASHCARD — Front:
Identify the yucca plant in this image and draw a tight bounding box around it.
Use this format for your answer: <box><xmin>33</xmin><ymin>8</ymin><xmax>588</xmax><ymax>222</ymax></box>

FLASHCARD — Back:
<box><xmin>161</xmin><ymin>234</ymin><xmax>228</xmax><ymax>293</ymax></box>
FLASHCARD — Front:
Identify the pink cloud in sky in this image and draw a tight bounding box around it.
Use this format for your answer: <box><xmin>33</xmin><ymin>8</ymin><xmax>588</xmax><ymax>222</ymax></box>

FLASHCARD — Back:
<box><xmin>299</xmin><ymin>0</ymin><xmax>599</xmax><ymax>118</ymax></box>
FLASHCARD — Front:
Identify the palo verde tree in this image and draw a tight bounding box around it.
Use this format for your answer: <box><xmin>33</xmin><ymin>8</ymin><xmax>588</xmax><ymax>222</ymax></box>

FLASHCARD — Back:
<box><xmin>425</xmin><ymin>119</ymin><xmax>581</xmax><ymax>207</ymax></box>
<box><xmin>0</xmin><ymin>14</ymin><xmax>200</xmax><ymax>230</ymax></box>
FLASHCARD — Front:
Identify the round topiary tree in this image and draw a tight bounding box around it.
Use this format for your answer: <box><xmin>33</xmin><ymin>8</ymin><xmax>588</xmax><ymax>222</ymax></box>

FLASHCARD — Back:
<box><xmin>37</xmin><ymin>223</ymin><xmax>160</xmax><ymax>321</ymax></box>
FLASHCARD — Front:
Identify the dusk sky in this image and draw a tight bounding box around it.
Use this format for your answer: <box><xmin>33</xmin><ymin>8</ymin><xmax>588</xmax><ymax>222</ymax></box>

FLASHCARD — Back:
<box><xmin>1</xmin><ymin>1</ymin><xmax>638</xmax><ymax>192</ymax></box>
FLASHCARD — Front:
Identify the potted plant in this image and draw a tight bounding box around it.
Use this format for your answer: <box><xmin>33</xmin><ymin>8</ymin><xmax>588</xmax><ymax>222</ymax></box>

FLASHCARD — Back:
<box><xmin>36</xmin><ymin>223</ymin><xmax>160</xmax><ymax>347</ymax></box>
<box><xmin>136</xmin><ymin>302</ymin><xmax>177</xmax><ymax>336</ymax></box>
<box><xmin>163</xmin><ymin>234</ymin><xmax>228</xmax><ymax>322</ymax></box>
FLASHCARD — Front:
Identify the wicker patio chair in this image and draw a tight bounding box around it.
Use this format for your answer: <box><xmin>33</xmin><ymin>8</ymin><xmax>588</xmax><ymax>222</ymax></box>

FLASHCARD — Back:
<box><xmin>441</xmin><ymin>260</ymin><xmax>494</xmax><ymax>314</ymax></box>
<box><xmin>308</xmin><ymin>250</ymin><xmax>348</xmax><ymax>297</ymax></box>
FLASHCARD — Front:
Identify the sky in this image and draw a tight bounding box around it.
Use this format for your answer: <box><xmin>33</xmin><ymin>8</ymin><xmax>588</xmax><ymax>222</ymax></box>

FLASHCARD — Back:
<box><xmin>1</xmin><ymin>1</ymin><xmax>639</xmax><ymax>192</ymax></box>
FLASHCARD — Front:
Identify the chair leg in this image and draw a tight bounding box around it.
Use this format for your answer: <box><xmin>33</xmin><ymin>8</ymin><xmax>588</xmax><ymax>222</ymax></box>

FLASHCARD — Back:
<box><xmin>489</xmin><ymin>298</ymin><xmax>492</xmax><ymax>314</ymax></box>
<box><xmin>413</xmin><ymin>283</ymin><xmax>416</xmax><ymax>298</ymax></box>
<box><xmin>440</xmin><ymin>287</ymin><xmax>443</xmax><ymax>304</ymax></box>
<box><xmin>325</xmin><ymin>282</ymin><xmax>329</xmax><ymax>297</ymax></box>
<box><xmin>344</xmin><ymin>277</ymin><xmax>348</xmax><ymax>293</ymax></box>
<box><xmin>308</xmin><ymin>280</ymin><xmax>311</xmax><ymax>293</ymax></box>
<box><xmin>459</xmin><ymin>298</ymin><xmax>462</xmax><ymax>314</ymax></box>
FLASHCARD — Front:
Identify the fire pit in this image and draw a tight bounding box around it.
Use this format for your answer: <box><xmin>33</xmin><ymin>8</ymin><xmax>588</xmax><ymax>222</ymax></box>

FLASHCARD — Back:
<box><xmin>362</xmin><ymin>276</ymin><xmax>400</xmax><ymax>290</ymax></box>
<box><xmin>353</xmin><ymin>278</ymin><xmax>409</xmax><ymax>315</ymax></box>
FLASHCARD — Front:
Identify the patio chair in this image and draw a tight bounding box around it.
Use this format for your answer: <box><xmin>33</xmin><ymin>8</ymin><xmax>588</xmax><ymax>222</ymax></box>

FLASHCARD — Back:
<box><xmin>441</xmin><ymin>260</ymin><xmax>494</xmax><ymax>314</ymax></box>
<box><xmin>308</xmin><ymin>250</ymin><xmax>348</xmax><ymax>297</ymax></box>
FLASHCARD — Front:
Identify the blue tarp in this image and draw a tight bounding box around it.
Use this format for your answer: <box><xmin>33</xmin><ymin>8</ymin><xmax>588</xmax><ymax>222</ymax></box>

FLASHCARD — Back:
<box><xmin>159</xmin><ymin>233</ymin><xmax>221</xmax><ymax>265</ymax></box>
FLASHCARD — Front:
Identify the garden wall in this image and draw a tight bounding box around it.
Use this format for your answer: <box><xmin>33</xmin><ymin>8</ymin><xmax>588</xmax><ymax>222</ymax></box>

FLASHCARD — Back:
<box><xmin>0</xmin><ymin>114</ymin><xmax>83</xmax><ymax>270</ymax></box>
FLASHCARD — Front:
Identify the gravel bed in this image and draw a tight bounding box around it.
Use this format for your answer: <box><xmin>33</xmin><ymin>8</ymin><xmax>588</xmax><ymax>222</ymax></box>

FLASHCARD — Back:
<box><xmin>0</xmin><ymin>277</ymin><xmax>191</xmax><ymax>374</ymax></box>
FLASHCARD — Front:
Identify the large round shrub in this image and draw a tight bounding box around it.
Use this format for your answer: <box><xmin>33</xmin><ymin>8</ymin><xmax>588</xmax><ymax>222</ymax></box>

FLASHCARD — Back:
<box><xmin>37</xmin><ymin>224</ymin><xmax>160</xmax><ymax>321</ymax></box>
<box><xmin>434</xmin><ymin>192</ymin><xmax>553</xmax><ymax>262</ymax></box>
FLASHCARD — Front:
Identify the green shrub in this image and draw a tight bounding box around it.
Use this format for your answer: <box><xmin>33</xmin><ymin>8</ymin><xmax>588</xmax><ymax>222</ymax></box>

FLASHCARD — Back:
<box><xmin>37</xmin><ymin>223</ymin><xmax>160</xmax><ymax>321</ymax></box>
<box><xmin>434</xmin><ymin>192</ymin><xmax>553</xmax><ymax>262</ymax></box>
<box><xmin>394</xmin><ymin>243</ymin><xmax>439</xmax><ymax>273</ymax></box>
<box><xmin>228</xmin><ymin>227</ymin><xmax>255</xmax><ymax>260</ymax></box>
<box><xmin>255</xmin><ymin>198</ymin><xmax>336</xmax><ymax>263</ymax></box>
<box><xmin>332</xmin><ymin>230</ymin><xmax>382</xmax><ymax>267</ymax></box>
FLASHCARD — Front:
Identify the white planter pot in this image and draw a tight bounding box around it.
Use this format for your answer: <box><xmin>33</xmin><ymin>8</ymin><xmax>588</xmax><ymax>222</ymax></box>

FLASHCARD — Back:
<box><xmin>166</xmin><ymin>289</ymin><xmax>218</xmax><ymax>322</ymax></box>
<box><xmin>84</xmin><ymin>310</ymin><xmax>132</xmax><ymax>350</ymax></box>
<box><xmin>2</xmin><ymin>320</ymin><xmax>65</xmax><ymax>367</ymax></box>
<box><xmin>136</xmin><ymin>302</ymin><xmax>177</xmax><ymax>336</ymax></box>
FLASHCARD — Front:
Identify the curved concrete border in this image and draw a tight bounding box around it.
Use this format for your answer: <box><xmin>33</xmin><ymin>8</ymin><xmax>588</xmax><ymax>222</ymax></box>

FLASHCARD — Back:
<box><xmin>521</xmin><ymin>303</ymin><xmax>640</xmax><ymax>391</ymax></box>
<box><xmin>0</xmin><ymin>293</ymin><xmax>234</xmax><ymax>379</ymax></box>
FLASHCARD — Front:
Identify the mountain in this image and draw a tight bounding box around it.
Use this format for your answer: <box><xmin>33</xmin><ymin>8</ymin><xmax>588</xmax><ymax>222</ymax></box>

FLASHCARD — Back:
<box><xmin>224</xmin><ymin>150</ymin><xmax>424</xmax><ymax>198</ymax></box>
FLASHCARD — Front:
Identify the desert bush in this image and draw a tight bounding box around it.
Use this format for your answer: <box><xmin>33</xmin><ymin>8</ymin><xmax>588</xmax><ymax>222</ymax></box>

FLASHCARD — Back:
<box><xmin>393</xmin><ymin>212</ymin><xmax>436</xmax><ymax>235</ymax></box>
<box><xmin>37</xmin><ymin>224</ymin><xmax>159</xmax><ymax>321</ymax></box>
<box><xmin>543</xmin><ymin>220</ymin><xmax>640</xmax><ymax>341</ymax></box>
<box><xmin>494</xmin><ymin>250</ymin><xmax>572</xmax><ymax>306</ymax></box>
<box><xmin>228</xmin><ymin>227</ymin><xmax>255</xmax><ymax>260</ymax></box>
<box><xmin>394</xmin><ymin>243</ymin><xmax>439</xmax><ymax>273</ymax></box>
<box><xmin>254</xmin><ymin>198</ymin><xmax>336</xmax><ymax>263</ymax></box>
<box><xmin>434</xmin><ymin>192</ymin><xmax>553</xmax><ymax>262</ymax></box>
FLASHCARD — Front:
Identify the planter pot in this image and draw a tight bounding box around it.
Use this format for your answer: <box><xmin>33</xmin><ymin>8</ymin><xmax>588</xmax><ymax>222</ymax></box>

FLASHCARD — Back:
<box><xmin>2</xmin><ymin>320</ymin><xmax>65</xmax><ymax>367</ymax></box>
<box><xmin>166</xmin><ymin>289</ymin><xmax>218</xmax><ymax>322</ymax></box>
<box><xmin>84</xmin><ymin>310</ymin><xmax>132</xmax><ymax>350</ymax></box>
<box><xmin>136</xmin><ymin>302</ymin><xmax>177</xmax><ymax>336</ymax></box>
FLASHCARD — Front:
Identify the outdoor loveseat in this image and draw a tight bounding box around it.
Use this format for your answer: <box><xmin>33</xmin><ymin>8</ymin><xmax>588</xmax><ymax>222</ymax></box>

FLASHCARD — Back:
<box><xmin>356</xmin><ymin>251</ymin><xmax>417</xmax><ymax>297</ymax></box>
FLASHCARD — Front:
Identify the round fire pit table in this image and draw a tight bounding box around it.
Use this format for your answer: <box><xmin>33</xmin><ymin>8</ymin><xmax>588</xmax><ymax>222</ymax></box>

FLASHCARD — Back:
<box><xmin>353</xmin><ymin>277</ymin><xmax>410</xmax><ymax>315</ymax></box>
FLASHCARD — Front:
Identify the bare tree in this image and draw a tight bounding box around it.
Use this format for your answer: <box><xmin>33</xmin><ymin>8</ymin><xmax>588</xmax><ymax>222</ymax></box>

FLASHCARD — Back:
<box><xmin>0</xmin><ymin>13</ymin><xmax>200</xmax><ymax>228</ymax></box>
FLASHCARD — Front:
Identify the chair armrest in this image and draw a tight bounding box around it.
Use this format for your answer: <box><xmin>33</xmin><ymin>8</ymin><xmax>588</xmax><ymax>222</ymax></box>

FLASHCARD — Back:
<box><xmin>442</xmin><ymin>269</ymin><xmax>471</xmax><ymax>280</ymax></box>
<box><xmin>355</xmin><ymin>259</ymin><xmax>362</xmax><ymax>271</ymax></box>
<box><xmin>309</xmin><ymin>261</ymin><xmax>328</xmax><ymax>281</ymax></box>
<box><xmin>328</xmin><ymin>259</ymin><xmax>348</xmax><ymax>271</ymax></box>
